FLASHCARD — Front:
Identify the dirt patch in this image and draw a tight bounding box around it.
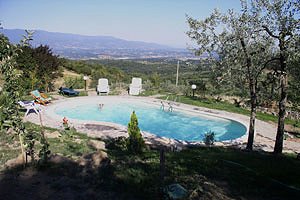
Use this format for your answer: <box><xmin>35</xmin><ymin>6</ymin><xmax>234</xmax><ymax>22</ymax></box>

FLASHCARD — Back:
<box><xmin>286</xmin><ymin>137</ymin><xmax>300</xmax><ymax>143</ymax></box>
<box><xmin>285</xmin><ymin>124</ymin><xmax>300</xmax><ymax>134</ymax></box>
<box><xmin>44</xmin><ymin>131</ymin><xmax>61</xmax><ymax>139</ymax></box>
<box><xmin>85</xmin><ymin>124</ymin><xmax>117</xmax><ymax>131</ymax></box>
<box><xmin>88</xmin><ymin>139</ymin><xmax>106</xmax><ymax>150</ymax></box>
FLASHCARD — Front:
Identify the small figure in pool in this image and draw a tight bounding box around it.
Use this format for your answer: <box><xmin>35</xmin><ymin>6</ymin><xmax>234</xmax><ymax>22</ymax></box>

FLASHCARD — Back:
<box><xmin>99</xmin><ymin>103</ymin><xmax>104</xmax><ymax>109</ymax></box>
<box><xmin>160</xmin><ymin>101</ymin><xmax>165</xmax><ymax>111</ymax></box>
<box><xmin>168</xmin><ymin>102</ymin><xmax>173</xmax><ymax>112</ymax></box>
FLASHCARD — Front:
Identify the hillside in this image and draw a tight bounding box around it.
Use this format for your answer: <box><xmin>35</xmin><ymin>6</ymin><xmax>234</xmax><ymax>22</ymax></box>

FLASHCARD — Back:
<box><xmin>0</xmin><ymin>29</ymin><xmax>195</xmax><ymax>59</ymax></box>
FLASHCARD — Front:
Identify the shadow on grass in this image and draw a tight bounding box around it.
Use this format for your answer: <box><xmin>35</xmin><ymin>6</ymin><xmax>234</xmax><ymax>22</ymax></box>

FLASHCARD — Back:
<box><xmin>0</xmin><ymin>146</ymin><xmax>300</xmax><ymax>200</ymax></box>
<box><xmin>166</xmin><ymin>146</ymin><xmax>300</xmax><ymax>200</ymax></box>
<box><xmin>0</xmin><ymin>152</ymin><xmax>161</xmax><ymax>200</ymax></box>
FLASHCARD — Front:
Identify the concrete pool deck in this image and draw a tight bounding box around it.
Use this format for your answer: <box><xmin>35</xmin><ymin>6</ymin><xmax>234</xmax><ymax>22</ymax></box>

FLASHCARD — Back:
<box><xmin>24</xmin><ymin>95</ymin><xmax>300</xmax><ymax>154</ymax></box>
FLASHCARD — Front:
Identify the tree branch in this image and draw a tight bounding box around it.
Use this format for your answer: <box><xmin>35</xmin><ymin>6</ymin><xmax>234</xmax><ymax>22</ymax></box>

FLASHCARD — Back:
<box><xmin>255</xmin><ymin>57</ymin><xmax>281</xmax><ymax>80</ymax></box>
<box><xmin>262</xmin><ymin>25</ymin><xmax>280</xmax><ymax>39</ymax></box>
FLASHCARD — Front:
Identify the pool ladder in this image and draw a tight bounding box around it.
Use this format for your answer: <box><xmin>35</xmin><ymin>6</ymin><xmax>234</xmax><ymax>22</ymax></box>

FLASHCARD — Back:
<box><xmin>161</xmin><ymin>95</ymin><xmax>180</xmax><ymax>112</ymax></box>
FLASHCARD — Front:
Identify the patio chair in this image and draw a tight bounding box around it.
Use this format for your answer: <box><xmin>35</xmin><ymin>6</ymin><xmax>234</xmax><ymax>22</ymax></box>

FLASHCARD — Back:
<box><xmin>129</xmin><ymin>77</ymin><xmax>142</xmax><ymax>95</ymax></box>
<box><xmin>18</xmin><ymin>101</ymin><xmax>40</xmax><ymax>116</ymax></box>
<box><xmin>97</xmin><ymin>78</ymin><xmax>110</xmax><ymax>95</ymax></box>
<box><xmin>30</xmin><ymin>90</ymin><xmax>51</xmax><ymax>105</ymax></box>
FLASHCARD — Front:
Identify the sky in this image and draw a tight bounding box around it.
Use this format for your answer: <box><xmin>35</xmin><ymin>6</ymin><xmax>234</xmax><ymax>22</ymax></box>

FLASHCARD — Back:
<box><xmin>1</xmin><ymin>0</ymin><xmax>242</xmax><ymax>48</ymax></box>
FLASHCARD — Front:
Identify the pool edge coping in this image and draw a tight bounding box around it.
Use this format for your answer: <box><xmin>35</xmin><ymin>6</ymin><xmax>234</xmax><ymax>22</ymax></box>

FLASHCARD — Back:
<box><xmin>25</xmin><ymin>95</ymin><xmax>283</xmax><ymax>151</ymax></box>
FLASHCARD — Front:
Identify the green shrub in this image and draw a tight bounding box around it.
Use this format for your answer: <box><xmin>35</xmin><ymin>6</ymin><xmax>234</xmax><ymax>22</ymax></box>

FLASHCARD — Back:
<box><xmin>127</xmin><ymin>111</ymin><xmax>145</xmax><ymax>153</ymax></box>
<box><xmin>106</xmin><ymin>136</ymin><xmax>128</xmax><ymax>151</ymax></box>
<box><xmin>204</xmin><ymin>131</ymin><xmax>215</xmax><ymax>146</ymax></box>
<box><xmin>143</xmin><ymin>80</ymin><xmax>153</xmax><ymax>91</ymax></box>
<box><xmin>64</xmin><ymin>76</ymin><xmax>84</xmax><ymax>89</ymax></box>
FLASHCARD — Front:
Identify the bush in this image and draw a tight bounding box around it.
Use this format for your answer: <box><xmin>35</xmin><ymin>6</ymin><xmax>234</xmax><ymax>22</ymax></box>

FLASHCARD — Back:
<box><xmin>143</xmin><ymin>80</ymin><xmax>153</xmax><ymax>91</ymax></box>
<box><xmin>64</xmin><ymin>76</ymin><xmax>84</xmax><ymax>89</ymax></box>
<box><xmin>204</xmin><ymin>131</ymin><xmax>215</xmax><ymax>146</ymax></box>
<box><xmin>106</xmin><ymin>136</ymin><xmax>128</xmax><ymax>151</ymax></box>
<box><xmin>127</xmin><ymin>111</ymin><xmax>145</xmax><ymax>153</ymax></box>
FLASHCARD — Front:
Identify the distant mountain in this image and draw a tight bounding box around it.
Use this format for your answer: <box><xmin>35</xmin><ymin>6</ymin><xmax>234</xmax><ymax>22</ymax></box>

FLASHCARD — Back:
<box><xmin>0</xmin><ymin>29</ymin><xmax>173</xmax><ymax>49</ymax></box>
<box><xmin>0</xmin><ymin>29</ymin><xmax>196</xmax><ymax>59</ymax></box>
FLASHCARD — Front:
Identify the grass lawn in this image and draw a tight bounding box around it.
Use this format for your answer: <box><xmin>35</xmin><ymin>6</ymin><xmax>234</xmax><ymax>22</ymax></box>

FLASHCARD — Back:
<box><xmin>159</xmin><ymin>95</ymin><xmax>300</xmax><ymax>127</ymax></box>
<box><xmin>107</xmin><ymin>144</ymin><xmax>300</xmax><ymax>199</ymax></box>
<box><xmin>1</xmin><ymin>122</ymin><xmax>299</xmax><ymax>199</ymax></box>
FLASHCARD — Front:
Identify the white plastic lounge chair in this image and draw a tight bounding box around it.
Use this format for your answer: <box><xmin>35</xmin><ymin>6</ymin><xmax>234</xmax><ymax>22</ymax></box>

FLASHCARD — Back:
<box><xmin>18</xmin><ymin>101</ymin><xmax>40</xmax><ymax>116</ymax></box>
<box><xmin>129</xmin><ymin>77</ymin><xmax>142</xmax><ymax>95</ymax></box>
<box><xmin>97</xmin><ymin>78</ymin><xmax>110</xmax><ymax>95</ymax></box>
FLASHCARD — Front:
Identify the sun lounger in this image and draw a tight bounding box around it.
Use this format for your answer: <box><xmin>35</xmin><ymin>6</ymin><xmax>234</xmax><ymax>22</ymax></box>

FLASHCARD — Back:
<box><xmin>30</xmin><ymin>90</ymin><xmax>51</xmax><ymax>105</ymax></box>
<box><xmin>18</xmin><ymin>100</ymin><xmax>40</xmax><ymax>116</ymax></box>
<box><xmin>129</xmin><ymin>77</ymin><xmax>142</xmax><ymax>95</ymax></box>
<box><xmin>97</xmin><ymin>78</ymin><xmax>110</xmax><ymax>95</ymax></box>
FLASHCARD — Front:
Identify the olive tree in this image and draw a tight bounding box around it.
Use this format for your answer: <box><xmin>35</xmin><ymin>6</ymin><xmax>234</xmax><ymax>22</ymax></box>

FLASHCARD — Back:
<box><xmin>187</xmin><ymin>3</ymin><xmax>273</xmax><ymax>150</ymax></box>
<box><xmin>250</xmin><ymin>0</ymin><xmax>300</xmax><ymax>154</ymax></box>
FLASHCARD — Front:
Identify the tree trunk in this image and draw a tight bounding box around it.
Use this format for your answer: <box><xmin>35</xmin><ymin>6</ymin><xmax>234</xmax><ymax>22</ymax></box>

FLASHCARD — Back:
<box><xmin>246</xmin><ymin>82</ymin><xmax>257</xmax><ymax>150</ymax></box>
<box><xmin>274</xmin><ymin>72</ymin><xmax>287</xmax><ymax>154</ymax></box>
<box><xmin>240</xmin><ymin>37</ymin><xmax>257</xmax><ymax>151</ymax></box>
<box><xmin>269</xmin><ymin>79</ymin><xmax>275</xmax><ymax>100</ymax></box>
<box><xmin>274</xmin><ymin>37</ymin><xmax>287</xmax><ymax>154</ymax></box>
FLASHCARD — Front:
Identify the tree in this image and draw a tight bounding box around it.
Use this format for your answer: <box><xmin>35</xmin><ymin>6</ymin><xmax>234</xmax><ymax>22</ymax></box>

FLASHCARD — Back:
<box><xmin>187</xmin><ymin>5</ymin><xmax>272</xmax><ymax>150</ymax></box>
<box><xmin>33</xmin><ymin>45</ymin><xmax>61</xmax><ymax>92</ymax></box>
<box><xmin>150</xmin><ymin>72</ymin><xmax>161</xmax><ymax>88</ymax></box>
<box><xmin>0</xmin><ymin>31</ymin><xmax>50</xmax><ymax>165</ymax></box>
<box><xmin>250</xmin><ymin>0</ymin><xmax>300</xmax><ymax>154</ymax></box>
<box><xmin>16</xmin><ymin>45</ymin><xmax>62</xmax><ymax>92</ymax></box>
<box><xmin>16</xmin><ymin>46</ymin><xmax>37</xmax><ymax>90</ymax></box>
<box><xmin>288</xmin><ymin>56</ymin><xmax>300</xmax><ymax>106</ymax></box>
<box><xmin>127</xmin><ymin>111</ymin><xmax>144</xmax><ymax>153</ymax></box>
<box><xmin>0</xmin><ymin>32</ymin><xmax>31</xmax><ymax>164</ymax></box>
<box><xmin>110</xmin><ymin>67</ymin><xmax>125</xmax><ymax>89</ymax></box>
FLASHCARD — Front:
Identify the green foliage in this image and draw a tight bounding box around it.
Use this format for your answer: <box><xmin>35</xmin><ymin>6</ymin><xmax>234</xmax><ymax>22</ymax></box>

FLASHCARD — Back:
<box><xmin>23</xmin><ymin>129</ymin><xmax>38</xmax><ymax>161</ymax></box>
<box><xmin>0</xmin><ymin>31</ymin><xmax>50</xmax><ymax>165</ymax></box>
<box><xmin>160</xmin><ymin>80</ymin><xmax>186</xmax><ymax>94</ymax></box>
<box><xmin>127</xmin><ymin>111</ymin><xmax>144</xmax><ymax>154</ymax></box>
<box><xmin>150</xmin><ymin>72</ymin><xmax>161</xmax><ymax>88</ymax></box>
<box><xmin>0</xmin><ymin>32</ymin><xmax>32</xmax><ymax>164</ymax></box>
<box><xmin>61</xmin><ymin>59</ymin><xmax>92</xmax><ymax>75</ymax></box>
<box><xmin>106</xmin><ymin>142</ymin><xmax>300</xmax><ymax>199</ymax></box>
<box><xmin>186</xmin><ymin>1</ymin><xmax>279</xmax><ymax>151</ymax></box>
<box><xmin>203</xmin><ymin>131</ymin><xmax>215</xmax><ymax>146</ymax></box>
<box><xmin>142</xmin><ymin>79</ymin><xmax>153</xmax><ymax>91</ymax></box>
<box><xmin>16</xmin><ymin>44</ymin><xmax>62</xmax><ymax>92</ymax></box>
<box><xmin>62</xmin><ymin>59</ymin><xmax>127</xmax><ymax>88</ymax></box>
<box><xmin>106</xmin><ymin>136</ymin><xmax>128</xmax><ymax>151</ymax></box>
<box><xmin>288</xmin><ymin>56</ymin><xmax>300</xmax><ymax>106</ymax></box>
<box><xmin>0</xmin><ymin>34</ymin><xmax>13</xmax><ymax>60</ymax></box>
<box><xmin>34</xmin><ymin>45</ymin><xmax>62</xmax><ymax>91</ymax></box>
<box><xmin>64</xmin><ymin>76</ymin><xmax>85</xmax><ymax>89</ymax></box>
<box><xmin>38</xmin><ymin>133</ymin><xmax>50</xmax><ymax>164</ymax></box>
<box><xmin>251</xmin><ymin>0</ymin><xmax>300</xmax><ymax>153</ymax></box>
<box><xmin>78</xmin><ymin>91</ymin><xmax>88</xmax><ymax>96</ymax></box>
<box><xmin>2</xmin><ymin>121</ymin><xmax>299</xmax><ymax>199</ymax></box>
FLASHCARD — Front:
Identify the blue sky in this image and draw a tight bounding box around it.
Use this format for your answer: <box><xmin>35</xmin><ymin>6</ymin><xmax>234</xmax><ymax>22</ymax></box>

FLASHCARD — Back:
<box><xmin>1</xmin><ymin>0</ymin><xmax>241</xmax><ymax>47</ymax></box>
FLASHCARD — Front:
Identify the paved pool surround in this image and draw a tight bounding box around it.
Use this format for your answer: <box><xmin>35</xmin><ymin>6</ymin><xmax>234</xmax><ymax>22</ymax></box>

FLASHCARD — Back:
<box><xmin>24</xmin><ymin>95</ymin><xmax>300</xmax><ymax>153</ymax></box>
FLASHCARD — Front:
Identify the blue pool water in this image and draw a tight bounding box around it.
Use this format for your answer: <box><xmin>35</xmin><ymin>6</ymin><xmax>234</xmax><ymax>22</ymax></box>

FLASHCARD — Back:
<box><xmin>56</xmin><ymin>102</ymin><xmax>246</xmax><ymax>142</ymax></box>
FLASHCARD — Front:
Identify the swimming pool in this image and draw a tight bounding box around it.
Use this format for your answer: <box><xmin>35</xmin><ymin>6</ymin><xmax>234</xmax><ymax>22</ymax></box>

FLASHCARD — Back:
<box><xmin>55</xmin><ymin>98</ymin><xmax>247</xmax><ymax>142</ymax></box>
